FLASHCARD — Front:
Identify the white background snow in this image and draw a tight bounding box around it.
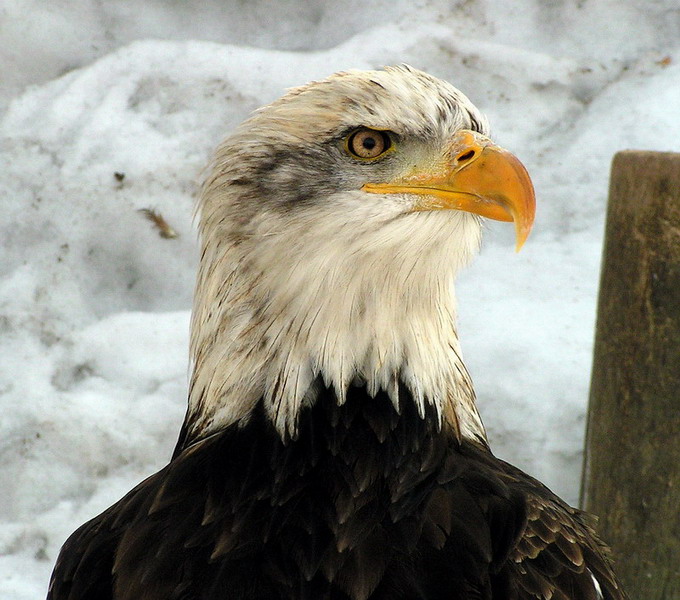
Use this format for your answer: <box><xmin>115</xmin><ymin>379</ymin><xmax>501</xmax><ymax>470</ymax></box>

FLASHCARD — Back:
<box><xmin>1</xmin><ymin>1</ymin><xmax>679</xmax><ymax>597</ymax></box>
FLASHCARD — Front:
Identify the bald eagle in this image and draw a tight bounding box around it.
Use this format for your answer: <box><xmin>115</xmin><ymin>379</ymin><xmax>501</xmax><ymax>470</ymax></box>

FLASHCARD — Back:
<box><xmin>48</xmin><ymin>66</ymin><xmax>627</xmax><ymax>600</ymax></box>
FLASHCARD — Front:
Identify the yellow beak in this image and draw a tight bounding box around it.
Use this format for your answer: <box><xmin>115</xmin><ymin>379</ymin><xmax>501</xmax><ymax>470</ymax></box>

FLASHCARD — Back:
<box><xmin>362</xmin><ymin>130</ymin><xmax>536</xmax><ymax>251</ymax></box>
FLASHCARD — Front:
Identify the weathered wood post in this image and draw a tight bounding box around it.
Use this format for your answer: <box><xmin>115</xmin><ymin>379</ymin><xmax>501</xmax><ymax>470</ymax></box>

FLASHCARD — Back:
<box><xmin>582</xmin><ymin>151</ymin><xmax>680</xmax><ymax>599</ymax></box>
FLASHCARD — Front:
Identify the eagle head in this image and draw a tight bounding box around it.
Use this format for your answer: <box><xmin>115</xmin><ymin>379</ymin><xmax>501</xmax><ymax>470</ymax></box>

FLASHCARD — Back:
<box><xmin>183</xmin><ymin>65</ymin><xmax>535</xmax><ymax>448</ymax></box>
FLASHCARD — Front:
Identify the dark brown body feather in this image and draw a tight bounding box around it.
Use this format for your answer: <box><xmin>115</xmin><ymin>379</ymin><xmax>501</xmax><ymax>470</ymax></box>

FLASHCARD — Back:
<box><xmin>48</xmin><ymin>384</ymin><xmax>627</xmax><ymax>600</ymax></box>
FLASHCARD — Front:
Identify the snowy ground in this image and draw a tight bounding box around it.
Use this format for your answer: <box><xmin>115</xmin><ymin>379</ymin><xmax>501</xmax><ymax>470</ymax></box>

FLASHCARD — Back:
<box><xmin>1</xmin><ymin>1</ymin><xmax>679</xmax><ymax>597</ymax></box>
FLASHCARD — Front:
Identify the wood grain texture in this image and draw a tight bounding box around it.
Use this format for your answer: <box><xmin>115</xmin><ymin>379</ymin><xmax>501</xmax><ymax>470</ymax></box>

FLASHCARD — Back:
<box><xmin>582</xmin><ymin>151</ymin><xmax>680</xmax><ymax>600</ymax></box>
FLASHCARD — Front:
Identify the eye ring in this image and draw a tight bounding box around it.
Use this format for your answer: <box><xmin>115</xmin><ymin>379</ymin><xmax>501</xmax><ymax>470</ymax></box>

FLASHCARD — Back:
<box><xmin>345</xmin><ymin>128</ymin><xmax>393</xmax><ymax>160</ymax></box>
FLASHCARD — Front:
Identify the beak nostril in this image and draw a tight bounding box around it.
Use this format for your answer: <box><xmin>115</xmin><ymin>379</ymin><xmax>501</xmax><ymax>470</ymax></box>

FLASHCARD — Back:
<box><xmin>457</xmin><ymin>150</ymin><xmax>476</xmax><ymax>163</ymax></box>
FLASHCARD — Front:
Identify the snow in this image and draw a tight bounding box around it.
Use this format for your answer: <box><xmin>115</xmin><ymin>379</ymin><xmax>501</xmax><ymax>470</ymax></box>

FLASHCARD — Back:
<box><xmin>1</xmin><ymin>1</ymin><xmax>679</xmax><ymax>597</ymax></box>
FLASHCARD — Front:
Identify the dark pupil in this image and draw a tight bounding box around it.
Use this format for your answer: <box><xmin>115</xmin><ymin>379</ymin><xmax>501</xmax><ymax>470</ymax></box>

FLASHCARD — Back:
<box><xmin>362</xmin><ymin>136</ymin><xmax>377</xmax><ymax>150</ymax></box>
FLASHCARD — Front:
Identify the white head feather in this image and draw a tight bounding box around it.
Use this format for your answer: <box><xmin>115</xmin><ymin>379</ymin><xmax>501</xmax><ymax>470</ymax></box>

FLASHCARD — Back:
<box><xmin>185</xmin><ymin>66</ymin><xmax>489</xmax><ymax>446</ymax></box>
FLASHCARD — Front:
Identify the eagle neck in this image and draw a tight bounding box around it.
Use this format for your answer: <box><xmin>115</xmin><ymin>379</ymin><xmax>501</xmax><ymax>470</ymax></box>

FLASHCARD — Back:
<box><xmin>183</xmin><ymin>205</ymin><xmax>486</xmax><ymax>450</ymax></box>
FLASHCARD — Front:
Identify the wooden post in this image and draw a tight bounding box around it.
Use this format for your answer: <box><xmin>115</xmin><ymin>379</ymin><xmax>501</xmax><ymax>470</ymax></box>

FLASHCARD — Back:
<box><xmin>582</xmin><ymin>151</ymin><xmax>680</xmax><ymax>600</ymax></box>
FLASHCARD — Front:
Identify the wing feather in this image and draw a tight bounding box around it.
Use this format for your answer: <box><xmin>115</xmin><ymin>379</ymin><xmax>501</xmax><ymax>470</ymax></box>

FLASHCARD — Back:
<box><xmin>491</xmin><ymin>456</ymin><xmax>629</xmax><ymax>600</ymax></box>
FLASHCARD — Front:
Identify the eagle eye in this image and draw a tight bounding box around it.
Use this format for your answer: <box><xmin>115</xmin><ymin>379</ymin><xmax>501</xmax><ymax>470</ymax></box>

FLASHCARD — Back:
<box><xmin>346</xmin><ymin>128</ymin><xmax>392</xmax><ymax>160</ymax></box>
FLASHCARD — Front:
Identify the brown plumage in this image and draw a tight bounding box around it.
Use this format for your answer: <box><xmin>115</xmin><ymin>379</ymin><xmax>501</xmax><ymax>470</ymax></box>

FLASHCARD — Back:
<box><xmin>48</xmin><ymin>66</ymin><xmax>627</xmax><ymax>600</ymax></box>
